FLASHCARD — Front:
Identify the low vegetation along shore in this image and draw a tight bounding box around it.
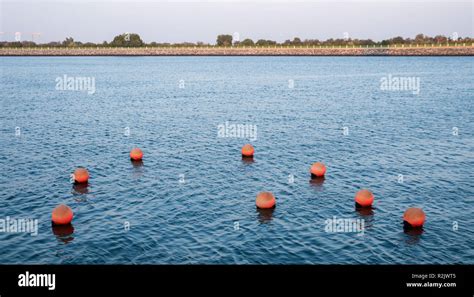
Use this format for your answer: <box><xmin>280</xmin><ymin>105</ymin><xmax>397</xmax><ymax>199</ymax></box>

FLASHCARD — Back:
<box><xmin>1</xmin><ymin>45</ymin><xmax>473</xmax><ymax>56</ymax></box>
<box><xmin>1</xmin><ymin>33</ymin><xmax>473</xmax><ymax>56</ymax></box>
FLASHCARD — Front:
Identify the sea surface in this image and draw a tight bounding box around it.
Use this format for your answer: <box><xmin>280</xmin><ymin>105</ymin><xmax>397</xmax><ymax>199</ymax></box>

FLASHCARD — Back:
<box><xmin>0</xmin><ymin>56</ymin><xmax>473</xmax><ymax>264</ymax></box>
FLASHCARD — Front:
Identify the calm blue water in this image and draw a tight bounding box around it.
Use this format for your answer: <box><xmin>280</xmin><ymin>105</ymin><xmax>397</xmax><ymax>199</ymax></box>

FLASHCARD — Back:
<box><xmin>0</xmin><ymin>57</ymin><xmax>473</xmax><ymax>264</ymax></box>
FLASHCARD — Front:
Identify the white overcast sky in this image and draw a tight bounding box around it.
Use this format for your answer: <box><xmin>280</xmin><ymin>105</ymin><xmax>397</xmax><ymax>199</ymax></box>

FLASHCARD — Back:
<box><xmin>0</xmin><ymin>0</ymin><xmax>472</xmax><ymax>43</ymax></box>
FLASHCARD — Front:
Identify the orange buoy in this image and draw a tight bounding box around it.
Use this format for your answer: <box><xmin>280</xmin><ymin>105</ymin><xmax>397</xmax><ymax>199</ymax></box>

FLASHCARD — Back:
<box><xmin>73</xmin><ymin>167</ymin><xmax>89</xmax><ymax>184</ymax></box>
<box><xmin>51</xmin><ymin>204</ymin><xmax>73</xmax><ymax>225</ymax></box>
<box><xmin>241</xmin><ymin>144</ymin><xmax>254</xmax><ymax>158</ymax></box>
<box><xmin>310</xmin><ymin>162</ymin><xmax>326</xmax><ymax>178</ymax></box>
<box><xmin>355</xmin><ymin>189</ymin><xmax>374</xmax><ymax>208</ymax></box>
<box><xmin>403</xmin><ymin>207</ymin><xmax>425</xmax><ymax>228</ymax></box>
<box><xmin>256</xmin><ymin>192</ymin><xmax>276</xmax><ymax>209</ymax></box>
<box><xmin>130</xmin><ymin>148</ymin><xmax>143</xmax><ymax>161</ymax></box>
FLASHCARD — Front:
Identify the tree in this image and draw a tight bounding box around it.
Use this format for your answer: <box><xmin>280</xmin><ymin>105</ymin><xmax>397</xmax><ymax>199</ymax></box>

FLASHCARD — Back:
<box><xmin>256</xmin><ymin>39</ymin><xmax>276</xmax><ymax>46</ymax></box>
<box><xmin>358</xmin><ymin>39</ymin><xmax>375</xmax><ymax>46</ymax></box>
<box><xmin>332</xmin><ymin>38</ymin><xmax>345</xmax><ymax>46</ymax></box>
<box><xmin>62</xmin><ymin>37</ymin><xmax>75</xmax><ymax>47</ymax></box>
<box><xmin>434</xmin><ymin>35</ymin><xmax>447</xmax><ymax>44</ymax></box>
<box><xmin>415</xmin><ymin>34</ymin><xmax>426</xmax><ymax>44</ymax></box>
<box><xmin>110</xmin><ymin>33</ymin><xmax>144</xmax><ymax>47</ymax></box>
<box><xmin>46</xmin><ymin>41</ymin><xmax>61</xmax><ymax>47</ymax></box>
<box><xmin>390</xmin><ymin>36</ymin><xmax>405</xmax><ymax>45</ymax></box>
<box><xmin>216</xmin><ymin>34</ymin><xmax>233</xmax><ymax>46</ymax></box>
<box><xmin>292</xmin><ymin>37</ymin><xmax>302</xmax><ymax>45</ymax></box>
<box><xmin>303</xmin><ymin>39</ymin><xmax>320</xmax><ymax>46</ymax></box>
<box><xmin>239</xmin><ymin>38</ymin><xmax>254</xmax><ymax>46</ymax></box>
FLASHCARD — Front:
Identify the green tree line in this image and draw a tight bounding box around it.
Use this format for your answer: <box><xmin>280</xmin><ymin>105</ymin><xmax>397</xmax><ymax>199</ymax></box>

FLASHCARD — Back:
<box><xmin>1</xmin><ymin>33</ymin><xmax>472</xmax><ymax>48</ymax></box>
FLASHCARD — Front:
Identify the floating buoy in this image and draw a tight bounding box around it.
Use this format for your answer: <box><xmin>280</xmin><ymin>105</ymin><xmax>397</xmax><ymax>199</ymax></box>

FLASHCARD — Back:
<box><xmin>355</xmin><ymin>189</ymin><xmax>374</xmax><ymax>208</ymax></box>
<box><xmin>51</xmin><ymin>204</ymin><xmax>73</xmax><ymax>225</ymax></box>
<box><xmin>73</xmin><ymin>168</ymin><xmax>89</xmax><ymax>184</ymax></box>
<box><xmin>256</xmin><ymin>192</ymin><xmax>276</xmax><ymax>209</ymax></box>
<box><xmin>242</xmin><ymin>144</ymin><xmax>254</xmax><ymax>158</ymax></box>
<box><xmin>310</xmin><ymin>162</ymin><xmax>326</xmax><ymax>178</ymax></box>
<box><xmin>403</xmin><ymin>207</ymin><xmax>425</xmax><ymax>228</ymax></box>
<box><xmin>130</xmin><ymin>148</ymin><xmax>143</xmax><ymax>161</ymax></box>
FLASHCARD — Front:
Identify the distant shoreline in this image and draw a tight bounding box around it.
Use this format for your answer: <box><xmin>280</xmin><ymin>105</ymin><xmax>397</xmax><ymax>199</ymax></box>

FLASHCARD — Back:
<box><xmin>1</xmin><ymin>46</ymin><xmax>473</xmax><ymax>56</ymax></box>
